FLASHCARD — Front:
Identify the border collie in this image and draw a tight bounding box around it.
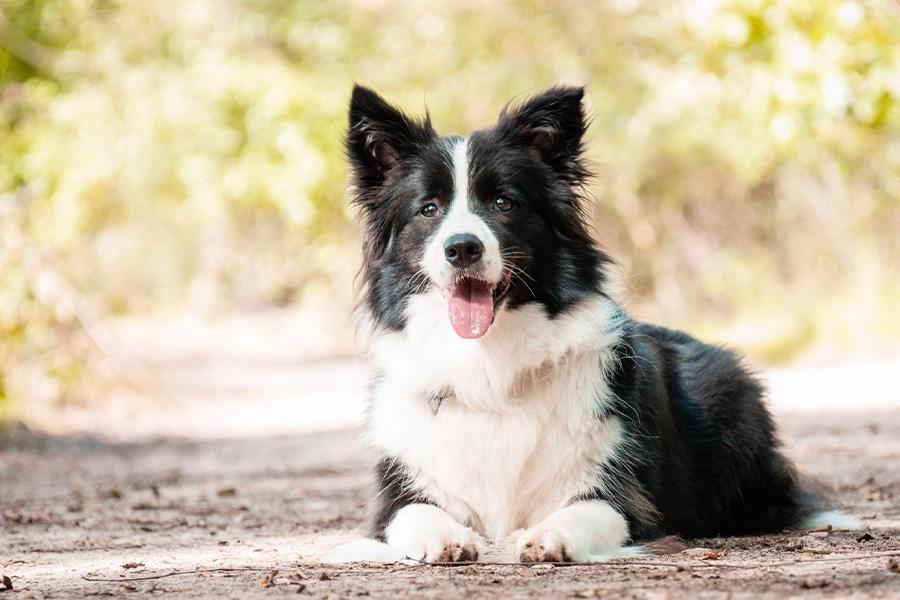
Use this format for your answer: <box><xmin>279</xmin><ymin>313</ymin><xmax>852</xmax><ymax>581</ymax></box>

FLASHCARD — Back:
<box><xmin>338</xmin><ymin>84</ymin><xmax>858</xmax><ymax>563</ymax></box>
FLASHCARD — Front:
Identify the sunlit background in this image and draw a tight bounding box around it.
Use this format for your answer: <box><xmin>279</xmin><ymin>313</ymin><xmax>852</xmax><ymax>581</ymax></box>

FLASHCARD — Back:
<box><xmin>1</xmin><ymin>0</ymin><xmax>899</xmax><ymax>435</ymax></box>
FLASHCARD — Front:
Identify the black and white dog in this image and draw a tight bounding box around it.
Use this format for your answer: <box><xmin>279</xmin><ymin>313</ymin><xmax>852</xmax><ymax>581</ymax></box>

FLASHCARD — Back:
<box><xmin>339</xmin><ymin>84</ymin><xmax>856</xmax><ymax>563</ymax></box>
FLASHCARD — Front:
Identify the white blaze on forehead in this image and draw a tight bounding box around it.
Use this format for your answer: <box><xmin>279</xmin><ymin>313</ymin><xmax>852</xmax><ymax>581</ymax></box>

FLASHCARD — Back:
<box><xmin>452</xmin><ymin>138</ymin><xmax>469</xmax><ymax>210</ymax></box>
<box><xmin>420</xmin><ymin>137</ymin><xmax>503</xmax><ymax>288</ymax></box>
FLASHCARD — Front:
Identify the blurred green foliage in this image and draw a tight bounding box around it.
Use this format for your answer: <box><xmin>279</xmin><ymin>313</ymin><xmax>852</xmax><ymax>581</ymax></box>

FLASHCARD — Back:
<box><xmin>1</xmin><ymin>0</ymin><xmax>899</xmax><ymax>413</ymax></box>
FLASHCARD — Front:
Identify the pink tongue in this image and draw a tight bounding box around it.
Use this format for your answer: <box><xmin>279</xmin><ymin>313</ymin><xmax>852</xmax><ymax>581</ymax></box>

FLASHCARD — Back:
<box><xmin>448</xmin><ymin>279</ymin><xmax>495</xmax><ymax>339</ymax></box>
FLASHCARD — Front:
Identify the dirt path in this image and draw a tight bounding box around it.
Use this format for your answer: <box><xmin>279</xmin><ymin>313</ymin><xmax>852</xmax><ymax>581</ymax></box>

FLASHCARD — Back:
<box><xmin>3</xmin><ymin>316</ymin><xmax>900</xmax><ymax>598</ymax></box>
<box><xmin>2</xmin><ymin>408</ymin><xmax>899</xmax><ymax>598</ymax></box>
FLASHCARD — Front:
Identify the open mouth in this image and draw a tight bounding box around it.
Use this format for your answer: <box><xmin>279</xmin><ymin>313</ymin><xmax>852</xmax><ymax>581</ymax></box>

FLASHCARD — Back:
<box><xmin>446</xmin><ymin>276</ymin><xmax>511</xmax><ymax>339</ymax></box>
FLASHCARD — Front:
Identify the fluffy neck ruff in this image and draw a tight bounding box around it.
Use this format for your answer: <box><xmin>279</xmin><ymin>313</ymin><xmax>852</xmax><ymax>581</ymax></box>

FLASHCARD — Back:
<box><xmin>369</xmin><ymin>290</ymin><xmax>625</xmax><ymax>414</ymax></box>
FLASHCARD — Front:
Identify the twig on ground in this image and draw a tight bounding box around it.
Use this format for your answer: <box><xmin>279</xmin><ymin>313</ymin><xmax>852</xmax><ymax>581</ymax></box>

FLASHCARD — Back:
<box><xmin>81</xmin><ymin>567</ymin><xmax>280</xmax><ymax>582</ymax></box>
<box><xmin>32</xmin><ymin>544</ymin><xmax>145</xmax><ymax>554</ymax></box>
<box><xmin>398</xmin><ymin>549</ymin><xmax>900</xmax><ymax>570</ymax></box>
<box><xmin>79</xmin><ymin>550</ymin><xmax>900</xmax><ymax>583</ymax></box>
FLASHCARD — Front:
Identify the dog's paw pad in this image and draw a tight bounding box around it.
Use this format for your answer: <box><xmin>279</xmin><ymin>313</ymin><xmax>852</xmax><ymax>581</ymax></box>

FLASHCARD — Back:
<box><xmin>425</xmin><ymin>532</ymin><xmax>480</xmax><ymax>563</ymax></box>
<box><xmin>516</xmin><ymin>529</ymin><xmax>572</xmax><ymax>563</ymax></box>
<box><xmin>425</xmin><ymin>542</ymin><xmax>478</xmax><ymax>563</ymax></box>
<box><xmin>385</xmin><ymin>504</ymin><xmax>483</xmax><ymax>564</ymax></box>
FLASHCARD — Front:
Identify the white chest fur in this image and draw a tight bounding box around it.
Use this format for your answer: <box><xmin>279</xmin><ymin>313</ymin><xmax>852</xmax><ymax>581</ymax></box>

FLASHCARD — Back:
<box><xmin>366</xmin><ymin>292</ymin><xmax>626</xmax><ymax>542</ymax></box>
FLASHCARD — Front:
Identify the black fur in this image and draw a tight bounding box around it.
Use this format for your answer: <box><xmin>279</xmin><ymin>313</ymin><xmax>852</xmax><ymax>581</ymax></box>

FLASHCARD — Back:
<box><xmin>584</xmin><ymin>321</ymin><xmax>818</xmax><ymax>540</ymax></box>
<box><xmin>346</xmin><ymin>84</ymin><xmax>613</xmax><ymax>328</ymax></box>
<box><xmin>347</xmin><ymin>85</ymin><xmax>824</xmax><ymax>544</ymax></box>
<box><xmin>370</xmin><ymin>458</ymin><xmax>432</xmax><ymax>541</ymax></box>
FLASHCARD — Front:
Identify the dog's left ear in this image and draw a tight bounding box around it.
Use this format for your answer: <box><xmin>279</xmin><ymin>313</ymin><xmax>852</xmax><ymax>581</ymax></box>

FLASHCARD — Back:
<box><xmin>498</xmin><ymin>86</ymin><xmax>588</xmax><ymax>177</ymax></box>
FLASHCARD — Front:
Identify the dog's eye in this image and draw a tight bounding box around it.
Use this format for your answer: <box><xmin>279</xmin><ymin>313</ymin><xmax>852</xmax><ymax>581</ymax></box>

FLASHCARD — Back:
<box><xmin>494</xmin><ymin>197</ymin><xmax>514</xmax><ymax>212</ymax></box>
<box><xmin>420</xmin><ymin>203</ymin><xmax>439</xmax><ymax>218</ymax></box>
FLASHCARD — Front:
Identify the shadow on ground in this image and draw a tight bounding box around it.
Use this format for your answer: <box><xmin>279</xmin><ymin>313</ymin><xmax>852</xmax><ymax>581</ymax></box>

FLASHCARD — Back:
<box><xmin>2</xmin><ymin>411</ymin><xmax>899</xmax><ymax>598</ymax></box>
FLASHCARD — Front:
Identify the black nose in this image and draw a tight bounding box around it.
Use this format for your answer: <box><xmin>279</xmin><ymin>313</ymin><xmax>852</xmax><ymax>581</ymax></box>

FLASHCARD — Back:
<box><xmin>444</xmin><ymin>234</ymin><xmax>484</xmax><ymax>267</ymax></box>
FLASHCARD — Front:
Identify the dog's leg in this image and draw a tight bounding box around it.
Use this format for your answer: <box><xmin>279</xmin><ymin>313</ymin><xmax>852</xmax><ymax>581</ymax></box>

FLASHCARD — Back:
<box><xmin>385</xmin><ymin>504</ymin><xmax>484</xmax><ymax>563</ymax></box>
<box><xmin>516</xmin><ymin>500</ymin><xmax>629</xmax><ymax>563</ymax></box>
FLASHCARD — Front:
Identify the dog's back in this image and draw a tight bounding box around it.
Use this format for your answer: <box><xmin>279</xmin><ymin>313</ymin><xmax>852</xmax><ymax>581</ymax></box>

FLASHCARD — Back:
<box><xmin>607</xmin><ymin>322</ymin><xmax>817</xmax><ymax>539</ymax></box>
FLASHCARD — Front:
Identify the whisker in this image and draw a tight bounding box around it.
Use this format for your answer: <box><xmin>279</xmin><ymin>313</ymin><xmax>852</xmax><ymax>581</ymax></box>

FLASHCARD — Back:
<box><xmin>505</xmin><ymin>262</ymin><xmax>537</xmax><ymax>284</ymax></box>
<box><xmin>504</xmin><ymin>265</ymin><xmax>536</xmax><ymax>298</ymax></box>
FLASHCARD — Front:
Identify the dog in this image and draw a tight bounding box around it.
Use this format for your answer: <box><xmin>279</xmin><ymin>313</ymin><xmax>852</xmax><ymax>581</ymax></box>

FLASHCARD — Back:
<box><xmin>337</xmin><ymin>84</ymin><xmax>858</xmax><ymax>564</ymax></box>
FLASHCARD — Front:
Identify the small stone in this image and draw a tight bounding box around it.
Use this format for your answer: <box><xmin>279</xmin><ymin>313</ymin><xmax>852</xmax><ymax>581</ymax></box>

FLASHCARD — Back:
<box><xmin>888</xmin><ymin>557</ymin><xmax>900</xmax><ymax>573</ymax></box>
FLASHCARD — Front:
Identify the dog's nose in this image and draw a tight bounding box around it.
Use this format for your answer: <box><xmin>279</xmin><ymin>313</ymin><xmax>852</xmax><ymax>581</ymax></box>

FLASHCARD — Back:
<box><xmin>444</xmin><ymin>234</ymin><xmax>484</xmax><ymax>267</ymax></box>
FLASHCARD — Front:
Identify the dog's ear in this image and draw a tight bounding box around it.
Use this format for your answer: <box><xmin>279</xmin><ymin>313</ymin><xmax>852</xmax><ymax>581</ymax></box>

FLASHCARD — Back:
<box><xmin>346</xmin><ymin>85</ymin><xmax>432</xmax><ymax>188</ymax></box>
<box><xmin>498</xmin><ymin>86</ymin><xmax>588</xmax><ymax>178</ymax></box>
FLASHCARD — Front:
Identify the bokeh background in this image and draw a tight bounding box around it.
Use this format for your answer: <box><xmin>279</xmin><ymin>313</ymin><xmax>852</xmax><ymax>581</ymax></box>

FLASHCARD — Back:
<box><xmin>1</xmin><ymin>0</ymin><xmax>899</xmax><ymax>433</ymax></box>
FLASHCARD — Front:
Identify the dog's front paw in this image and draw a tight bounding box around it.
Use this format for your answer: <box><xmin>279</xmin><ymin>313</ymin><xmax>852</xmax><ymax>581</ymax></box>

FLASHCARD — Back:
<box><xmin>423</xmin><ymin>532</ymin><xmax>480</xmax><ymax>563</ymax></box>
<box><xmin>515</xmin><ymin>525</ymin><xmax>573</xmax><ymax>563</ymax></box>
<box><xmin>385</xmin><ymin>504</ymin><xmax>482</xmax><ymax>563</ymax></box>
<box><xmin>515</xmin><ymin>501</ymin><xmax>630</xmax><ymax>563</ymax></box>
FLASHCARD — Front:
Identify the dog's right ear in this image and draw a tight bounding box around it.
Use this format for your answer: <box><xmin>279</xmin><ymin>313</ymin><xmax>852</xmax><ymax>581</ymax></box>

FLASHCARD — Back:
<box><xmin>346</xmin><ymin>85</ymin><xmax>432</xmax><ymax>187</ymax></box>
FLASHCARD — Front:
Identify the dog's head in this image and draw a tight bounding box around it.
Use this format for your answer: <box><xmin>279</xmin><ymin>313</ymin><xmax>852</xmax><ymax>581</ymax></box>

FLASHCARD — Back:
<box><xmin>347</xmin><ymin>85</ymin><xmax>611</xmax><ymax>339</ymax></box>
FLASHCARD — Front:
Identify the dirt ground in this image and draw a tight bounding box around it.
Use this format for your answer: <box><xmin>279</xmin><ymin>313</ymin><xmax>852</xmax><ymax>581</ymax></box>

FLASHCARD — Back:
<box><xmin>2</xmin><ymin>319</ymin><xmax>899</xmax><ymax>599</ymax></box>
<box><xmin>2</xmin><ymin>408</ymin><xmax>899</xmax><ymax>599</ymax></box>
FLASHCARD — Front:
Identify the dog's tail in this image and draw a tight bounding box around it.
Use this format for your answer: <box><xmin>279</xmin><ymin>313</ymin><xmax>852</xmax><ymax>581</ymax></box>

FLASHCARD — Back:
<box><xmin>791</xmin><ymin>478</ymin><xmax>863</xmax><ymax>531</ymax></box>
<box><xmin>325</xmin><ymin>538</ymin><xmax>407</xmax><ymax>564</ymax></box>
<box><xmin>798</xmin><ymin>509</ymin><xmax>862</xmax><ymax>530</ymax></box>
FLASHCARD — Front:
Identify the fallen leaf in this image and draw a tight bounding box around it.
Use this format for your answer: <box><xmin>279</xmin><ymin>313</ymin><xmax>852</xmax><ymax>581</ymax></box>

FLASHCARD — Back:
<box><xmin>1</xmin><ymin>575</ymin><xmax>12</xmax><ymax>590</ymax></box>
<box><xmin>101</xmin><ymin>489</ymin><xmax>124</xmax><ymax>500</ymax></box>
<box><xmin>703</xmin><ymin>551</ymin><xmax>721</xmax><ymax>560</ymax></box>
<box><xmin>3</xmin><ymin>509</ymin><xmax>49</xmax><ymax>524</ymax></box>
<box><xmin>217</xmin><ymin>487</ymin><xmax>237</xmax><ymax>497</ymax></box>
<box><xmin>121</xmin><ymin>562</ymin><xmax>144</xmax><ymax>570</ymax></box>
<box><xmin>643</xmin><ymin>535</ymin><xmax>688</xmax><ymax>555</ymax></box>
<box><xmin>260</xmin><ymin>569</ymin><xmax>279</xmax><ymax>588</ymax></box>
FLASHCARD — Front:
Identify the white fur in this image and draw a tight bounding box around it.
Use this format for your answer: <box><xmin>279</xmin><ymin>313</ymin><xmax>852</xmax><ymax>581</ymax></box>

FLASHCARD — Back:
<box><xmin>515</xmin><ymin>500</ymin><xmax>631</xmax><ymax>562</ymax></box>
<box><xmin>325</xmin><ymin>538</ymin><xmax>407</xmax><ymax>564</ymax></box>
<box><xmin>420</xmin><ymin>138</ymin><xmax>503</xmax><ymax>289</ymax></box>
<box><xmin>384</xmin><ymin>504</ymin><xmax>484</xmax><ymax>562</ymax></box>
<box><xmin>801</xmin><ymin>510</ymin><xmax>862</xmax><ymax>530</ymax></box>
<box><xmin>367</xmin><ymin>290</ymin><xmax>629</xmax><ymax>553</ymax></box>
